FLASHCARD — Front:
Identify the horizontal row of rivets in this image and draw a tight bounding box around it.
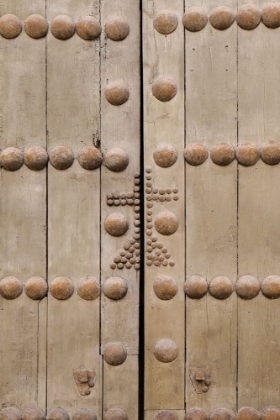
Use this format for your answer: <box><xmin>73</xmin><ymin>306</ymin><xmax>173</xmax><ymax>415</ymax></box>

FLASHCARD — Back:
<box><xmin>0</xmin><ymin>146</ymin><xmax>129</xmax><ymax>171</ymax></box>
<box><xmin>152</xmin><ymin>275</ymin><xmax>280</xmax><ymax>300</ymax></box>
<box><xmin>0</xmin><ymin>14</ymin><xmax>129</xmax><ymax>40</ymax></box>
<box><xmin>154</xmin><ymin>407</ymin><xmax>280</xmax><ymax>420</ymax></box>
<box><xmin>154</xmin><ymin>4</ymin><xmax>280</xmax><ymax>35</ymax></box>
<box><xmin>0</xmin><ymin>406</ymin><xmax>129</xmax><ymax>420</ymax></box>
<box><xmin>0</xmin><ymin>276</ymin><xmax>129</xmax><ymax>301</ymax></box>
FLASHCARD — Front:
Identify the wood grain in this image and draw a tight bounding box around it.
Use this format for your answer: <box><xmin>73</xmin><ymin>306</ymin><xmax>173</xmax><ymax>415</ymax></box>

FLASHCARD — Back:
<box><xmin>100</xmin><ymin>0</ymin><xmax>140</xmax><ymax>417</ymax></box>
<box><xmin>238</xmin><ymin>0</ymin><xmax>280</xmax><ymax>407</ymax></box>
<box><xmin>46</xmin><ymin>0</ymin><xmax>101</xmax><ymax>415</ymax></box>
<box><xmin>143</xmin><ymin>0</ymin><xmax>185</xmax><ymax>410</ymax></box>
<box><xmin>185</xmin><ymin>0</ymin><xmax>238</xmax><ymax>411</ymax></box>
<box><xmin>0</xmin><ymin>0</ymin><xmax>47</xmax><ymax>410</ymax></box>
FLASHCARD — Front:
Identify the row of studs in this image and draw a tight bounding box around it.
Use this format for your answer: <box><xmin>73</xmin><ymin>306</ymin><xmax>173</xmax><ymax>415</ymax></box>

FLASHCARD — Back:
<box><xmin>153</xmin><ymin>407</ymin><xmax>280</xmax><ymax>420</ymax></box>
<box><xmin>0</xmin><ymin>14</ymin><xmax>129</xmax><ymax>40</ymax></box>
<box><xmin>0</xmin><ymin>146</ymin><xmax>129</xmax><ymax>171</ymax></box>
<box><xmin>0</xmin><ymin>276</ymin><xmax>130</xmax><ymax>301</ymax></box>
<box><xmin>154</xmin><ymin>4</ymin><xmax>280</xmax><ymax>35</ymax></box>
<box><xmin>0</xmin><ymin>406</ymin><xmax>128</xmax><ymax>420</ymax></box>
<box><xmin>153</xmin><ymin>275</ymin><xmax>280</xmax><ymax>301</ymax></box>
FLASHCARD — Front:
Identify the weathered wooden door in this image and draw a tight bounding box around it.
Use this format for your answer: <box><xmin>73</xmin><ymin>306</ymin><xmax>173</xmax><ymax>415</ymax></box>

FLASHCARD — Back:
<box><xmin>1</xmin><ymin>0</ymin><xmax>280</xmax><ymax>419</ymax></box>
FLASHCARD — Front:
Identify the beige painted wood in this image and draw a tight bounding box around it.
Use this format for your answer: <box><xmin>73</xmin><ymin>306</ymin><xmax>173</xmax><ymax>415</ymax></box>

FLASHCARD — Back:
<box><xmin>46</xmin><ymin>0</ymin><xmax>101</xmax><ymax>416</ymax></box>
<box><xmin>145</xmin><ymin>411</ymin><xmax>185</xmax><ymax>420</ymax></box>
<box><xmin>143</xmin><ymin>0</ymin><xmax>185</xmax><ymax>410</ymax></box>
<box><xmin>0</xmin><ymin>0</ymin><xmax>47</xmax><ymax>410</ymax></box>
<box><xmin>185</xmin><ymin>0</ymin><xmax>237</xmax><ymax>411</ymax></box>
<box><xmin>100</xmin><ymin>0</ymin><xmax>140</xmax><ymax>417</ymax></box>
<box><xmin>238</xmin><ymin>3</ymin><xmax>280</xmax><ymax>408</ymax></box>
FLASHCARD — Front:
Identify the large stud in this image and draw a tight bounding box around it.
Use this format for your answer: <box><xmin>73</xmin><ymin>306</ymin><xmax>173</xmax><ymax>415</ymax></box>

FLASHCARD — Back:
<box><xmin>0</xmin><ymin>276</ymin><xmax>23</xmax><ymax>299</ymax></box>
<box><xmin>24</xmin><ymin>146</ymin><xmax>48</xmax><ymax>170</ymax></box>
<box><xmin>152</xmin><ymin>76</ymin><xmax>177</xmax><ymax>102</ymax></box>
<box><xmin>209</xmin><ymin>6</ymin><xmax>235</xmax><ymax>30</ymax></box>
<box><xmin>153</xmin><ymin>10</ymin><xmax>178</xmax><ymax>35</ymax></box>
<box><xmin>49</xmin><ymin>146</ymin><xmax>74</xmax><ymax>170</ymax></box>
<box><xmin>104</xmin><ymin>148</ymin><xmax>129</xmax><ymax>172</ymax></box>
<box><xmin>50</xmin><ymin>277</ymin><xmax>74</xmax><ymax>300</ymax></box>
<box><xmin>22</xmin><ymin>408</ymin><xmax>46</xmax><ymax>420</ymax></box>
<box><xmin>24</xmin><ymin>15</ymin><xmax>49</xmax><ymax>38</ymax></box>
<box><xmin>183</xmin><ymin>7</ymin><xmax>208</xmax><ymax>32</ymax></box>
<box><xmin>153</xmin><ymin>275</ymin><xmax>178</xmax><ymax>300</ymax></box>
<box><xmin>77</xmin><ymin>277</ymin><xmax>100</xmax><ymax>300</ymax></box>
<box><xmin>25</xmin><ymin>277</ymin><xmax>48</xmax><ymax>300</ymax></box>
<box><xmin>236</xmin><ymin>5</ymin><xmax>261</xmax><ymax>30</ymax></box>
<box><xmin>103</xmin><ymin>342</ymin><xmax>127</xmax><ymax>366</ymax></box>
<box><xmin>76</xmin><ymin>16</ymin><xmax>101</xmax><ymax>40</ymax></box>
<box><xmin>235</xmin><ymin>275</ymin><xmax>260</xmax><ymax>300</ymax></box>
<box><xmin>103</xmin><ymin>277</ymin><xmax>128</xmax><ymax>300</ymax></box>
<box><xmin>77</xmin><ymin>146</ymin><xmax>102</xmax><ymax>170</ymax></box>
<box><xmin>184</xmin><ymin>142</ymin><xmax>208</xmax><ymax>166</ymax></box>
<box><xmin>0</xmin><ymin>14</ymin><xmax>22</xmax><ymax>39</ymax></box>
<box><xmin>51</xmin><ymin>15</ymin><xmax>75</xmax><ymax>40</ymax></box>
<box><xmin>262</xmin><ymin>4</ymin><xmax>280</xmax><ymax>29</ymax></box>
<box><xmin>105</xmin><ymin>17</ymin><xmax>129</xmax><ymax>41</ymax></box>
<box><xmin>261</xmin><ymin>275</ymin><xmax>280</xmax><ymax>299</ymax></box>
<box><xmin>209</xmin><ymin>276</ymin><xmax>233</xmax><ymax>300</ymax></box>
<box><xmin>154</xmin><ymin>338</ymin><xmax>178</xmax><ymax>363</ymax></box>
<box><xmin>105</xmin><ymin>213</ymin><xmax>129</xmax><ymax>237</ymax></box>
<box><xmin>154</xmin><ymin>210</ymin><xmax>178</xmax><ymax>235</ymax></box>
<box><xmin>104</xmin><ymin>408</ymin><xmax>128</xmax><ymax>420</ymax></box>
<box><xmin>153</xmin><ymin>144</ymin><xmax>177</xmax><ymax>168</ymax></box>
<box><xmin>105</xmin><ymin>80</ymin><xmax>129</xmax><ymax>106</ymax></box>
<box><xmin>185</xmin><ymin>275</ymin><xmax>208</xmax><ymax>299</ymax></box>
<box><xmin>0</xmin><ymin>147</ymin><xmax>24</xmax><ymax>171</ymax></box>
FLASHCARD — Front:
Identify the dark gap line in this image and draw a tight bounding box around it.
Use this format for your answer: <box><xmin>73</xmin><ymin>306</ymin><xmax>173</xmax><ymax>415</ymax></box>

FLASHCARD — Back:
<box><xmin>45</xmin><ymin>0</ymin><xmax>48</xmax><ymax>412</ymax></box>
<box><xmin>236</xmin><ymin>6</ymin><xmax>239</xmax><ymax>411</ymax></box>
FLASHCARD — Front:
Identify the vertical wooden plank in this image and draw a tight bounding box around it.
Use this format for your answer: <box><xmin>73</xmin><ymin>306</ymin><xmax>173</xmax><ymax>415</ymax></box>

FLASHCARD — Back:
<box><xmin>238</xmin><ymin>1</ymin><xmax>280</xmax><ymax>408</ymax></box>
<box><xmin>145</xmin><ymin>411</ymin><xmax>185</xmax><ymax>420</ymax></box>
<box><xmin>100</xmin><ymin>0</ymin><xmax>140</xmax><ymax>417</ymax></box>
<box><xmin>0</xmin><ymin>0</ymin><xmax>47</xmax><ymax>410</ymax></box>
<box><xmin>185</xmin><ymin>0</ymin><xmax>237</xmax><ymax>411</ymax></box>
<box><xmin>143</xmin><ymin>0</ymin><xmax>185</xmax><ymax>411</ymax></box>
<box><xmin>46</xmin><ymin>0</ymin><xmax>101</xmax><ymax>416</ymax></box>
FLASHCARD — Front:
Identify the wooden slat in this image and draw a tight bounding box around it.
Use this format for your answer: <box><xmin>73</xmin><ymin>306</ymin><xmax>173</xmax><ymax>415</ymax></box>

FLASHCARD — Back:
<box><xmin>0</xmin><ymin>0</ymin><xmax>47</xmax><ymax>410</ymax></box>
<box><xmin>145</xmin><ymin>411</ymin><xmax>185</xmax><ymax>420</ymax></box>
<box><xmin>100</xmin><ymin>0</ymin><xmax>140</xmax><ymax>417</ymax></box>
<box><xmin>185</xmin><ymin>0</ymin><xmax>238</xmax><ymax>411</ymax></box>
<box><xmin>143</xmin><ymin>0</ymin><xmax>185</xmax><ymax>411</ymax></box>
<box><xmin>46</xmin><ymin>0</ymin><xmax>101</xmax><ymax>416</ymax></box>
<box><xmin>238</xmin><ymin>2</ymin><xmax>280</xmax><ymax>408</ymax></box>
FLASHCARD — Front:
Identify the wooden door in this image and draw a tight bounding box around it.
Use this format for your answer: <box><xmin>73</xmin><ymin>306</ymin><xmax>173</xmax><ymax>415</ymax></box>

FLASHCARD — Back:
<box><xmin>1</xmin><ymin>0</ymin><xmax>280</xmax><ymax>419</ymax></box>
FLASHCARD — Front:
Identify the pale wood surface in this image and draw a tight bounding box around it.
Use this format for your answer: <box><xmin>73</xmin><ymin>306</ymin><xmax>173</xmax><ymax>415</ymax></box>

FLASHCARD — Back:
<box><xmin>100</xmin><ymin>0</ymin><xmax>140</xmax><ymax>416</ymax></box>
<box><xmin>46</xmin><ymin>0</ymin><xmax>101</xmax><ymax>415</ymax></box>
<box><xmin>238</xmin><ymin>1</ymin><xmax>280</xmax><ymax>407</ymax></box>
<box><xmin>0</xmin><ymin>0</ymin><xmax>47</xmax><ymax>410</ymax></box>
<box><xmin>145</xmin><ymin>411</ymin><xmax>185</xmax><ymax>420</ymax></box>
<box><xmin>143</xmin><ymin>0</ymin><xmax>185</xmax><ymax>410</ymax></box>
<box><xmin>185</xmin><ymin>0</ymin><xmax>238</xmax><ymax>411</ymax></box>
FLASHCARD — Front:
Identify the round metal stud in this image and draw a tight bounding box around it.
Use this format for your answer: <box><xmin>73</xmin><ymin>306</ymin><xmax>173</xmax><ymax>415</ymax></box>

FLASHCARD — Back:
<box><xmin>153</xmin><ymin>144</ymin><xmax>177</xmax><ymax>168</ymax></box>
<box><xmin>185</xmin><ymin>275</ymin><xmax>208</xmax><ymax>299</ymax></box>
<box><xmin>209</xmin><ymin>276</ymin><xmax>233</xmax><ymax>300</ymax></box>
<box><xmin>154</xmin><ymin>210</ymin><xmax>179</xmax><ymax>235</ymax></box>
<box><xmin>105</xmin><ymin>213</ymin><xmax>129</xmax><ymax>237</ymax></box>
<box><xmin>105</xmin><ymin>80</ymin><xmax>129</xmax><ymax>106</ymax></box>
<box><xmin>103</xmin><ymin>342</ymin><xmax>127</xmax><ymax>366</ymax></box>
<box><xmin>262</xmin><ymin>4</ymin><xmax>280</xmax><ymax>29</ymax></box>
<box><xmin>0</xmin><ymin>147</ymin><xmax>24</xmax><ymax>171</ymax></box>
<box><xmin>25</xmin><ymin>277</ymin><xmax>48</xmax><ymax>300</ymax></box>
<box><xmin>50</xmin><ymin>276</ymin><xmax>74</xmax><ymax>300</ymax></box>
<box><xmin>209</xmin><ymin>6</ymin><xmax>235</xmax><ymax>30</ymax></box>
<box><xmin>49</xmin><ymin>146</ymin><xmax>74</xmax><ymax>170</ymax></box>
<box><xmin>236</xmin><ymin>142</ymin><xmax>259</xmax><ymax>166</ymax></box>
<box><xmin>0</xmin><ymin>14</ymin><xmax>22</xmax><ymax>39</ymax></box>
<box><xmin>24</xmin><ymin>14</ymin><xmax>49</xmax><ymax>38</ymax></box>
<box><xmin>105</xmin><ymin>17</ymin><xmax>129</xmax><ymax>41</ymax></box>
<box><xmin>154</xmin><ymin>412</ymin><xmax>178</xmax><ymax>420</ymax></box>
<box><xmin>260</xmin><ymin>140</ymin><xmax>280</xmax><ymax>165</ymax></box>
<box><xmin>183</xmin><ymin>7</ymin><xmax>208</xmax><ymax>32</ymax></box>
<box><xmin>184</xmin><ymin>142</ymin><xmax>208</xmax><ymax>166</ymax></box>
<box><xmin>76</xmin><ymin>16</ymin><xmax>101</xmax><ymax>40</ymax></box>
<box><xmin>0</xmin><ymin>408</ymin><xmax>21</xmax><ymax>420</ymax></box>
<box><xmin>153</xmin><ymin>275</ymin><xmax>178</xmax><ymax>300</ymax></box>
<box><xmin>72</xmin><ymin>408</ymin><xmax>97</xmax><ymax>420</ymax></box>
<box><xmin>24</xmin><ymin>146</ymin><xmax>48</xmax><ymax>170</ymax></box>
<box><xmin>77</xmin><ymin>277</ymin><xmax>100</xmax><ymax>300</ymax></box>
<box><xmin>185</xmin><ymin>408</ymin><xmax>208</xmax><ymax>420</ymax></box>
<box><xmin>51</xmin><ymin>15</ymin><xmax>75</xmax><ymax>40</ymax></box>
<box><xmin>209</xmin><ymin>409</ymin><xmax>235</xmax><ymax>420</ymax></box>
<box><xmin>104</xmin><ymin>148</ymin><xmax>129</xmax><ymax>172</ymax></box>
<box><xmin>153</xmin><ymin>10</ymin><xmax>178</xmax><ymax>35</ymax></box>
<box><xmin>236</xmin><ymin>275</ymin><xmax>260</xmax><ymax>300</ymax></box>
<box><xmin>47</xmin><ymin>409</ymin><xmax>70</xmax><ymax>420</ymax></box>
<box><xmin>154</xmin><ymin>338</ymin><xmax>178</xmax><ymax>363</ymax></box>
<box><xmin>261</xmin><ymin>407</ymin><xmax>280</xmax><ymax>420</ymax></box>
<box><xmin>104</xmin><ymin>408</ymin><xmax>128</xmax><ymax>420</ymax></box>
<box><xmin>210</xmin><ymin>142</ymin><xmax>235</xmax><ymax>166</ymax></box>
<box><xmin>261</xmin><ymin>275</ymin><xmax>280</xmax><ymax>299</ymax></box>
<box><xmin>0</xmin><ymin>276</ymin><xmax>23</xmax><ymax>300</ymax></box>
<box><xmin>103</xmin><ymin>276</ymin><xmax>128</xmax><ymax>300</ymax></box>
<box><xmin>237</xmin><ymin>407</ymin><xmax>260</xmax><ymax>420</ymax></box>
<box><xmin>152</xmin><ymin>76</ymin><xmax>177</xmax><ymax>102</ymax></box>
<box><xmin>77</xmin><ymin>146</ymin><xmax>102</xmax><ymax>170</ymax></box>
<box><xmin>236</xmin><ymin>5</ymin><xmax>261</xmax><ymax>30</ymax></box>
<box><xmin>22</xmin><ymin>408</ymin><xmax>46</xmax><ymax>420</ymax></box>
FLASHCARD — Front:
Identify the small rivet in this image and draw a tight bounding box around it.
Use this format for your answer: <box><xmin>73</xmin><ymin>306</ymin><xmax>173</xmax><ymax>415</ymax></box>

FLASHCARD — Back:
<box><xmin>154</xmin><ymin>338</ymin><xmax>178</xmax><ymax>363</ymax></box>
<box><xmin>103</xmin><ymin>342</ymin><xmax>127</xmax><ymax>366</ymax></box>
<box><xmin>76</xmin><ymin>16</ymin><xmax>101</xmax><ymax>40</ymax></box>
<box><xmin>24</xmin><ymin>146</ymin><xmax>48</xmax><ymax>170</ymax></box>
<box><xmin>51</xmin><ymin>15</ymin><xmax>75</xmax><ymax>40</ymax></box>
<box><xmin>104</xmin><ymin>148</ymin><xmax>129</xmax><ymax>172</ymax></box>
<box><xmin>50</xmin><ymin>276</ymin><xmax>74</xmax><ymax>300</ymax></box>
<box><xmin>25</xmin><ymin>276</ymin><xmax>48</xmax><ymax>300</ymax></box>
<box><xmin>49</xmin><ymin>146</ymin><xmax>74</xmax><ymax>170</ymax></box>
<box><xmin>77</xmin><ymin>146</ymin><xmax>102</xmax><ymax>170</ymax></box>
<box><xmin>0</xmin><ymin>147</ymin><xmax>24</xmax><ymax>171</ymax></box>
<box><xmin>24</xmin><ymin>14</ymin><xmax>48</xmax><ymax>38</ymax></box>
